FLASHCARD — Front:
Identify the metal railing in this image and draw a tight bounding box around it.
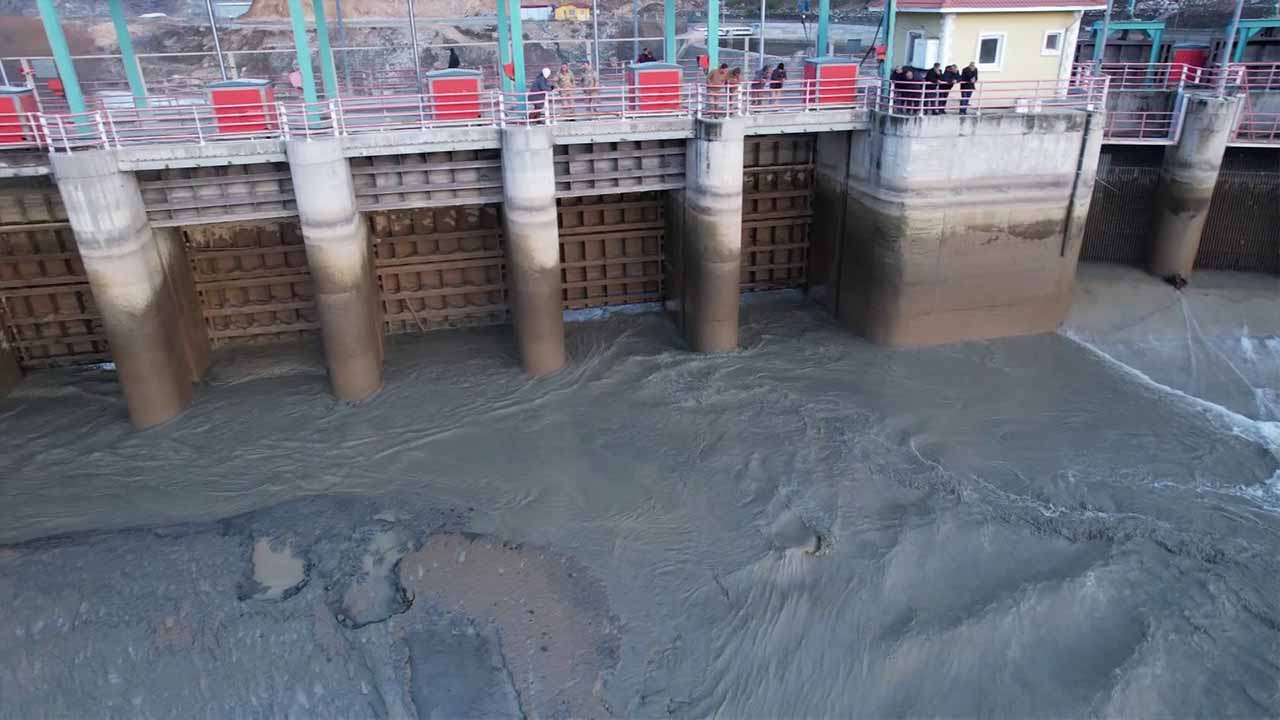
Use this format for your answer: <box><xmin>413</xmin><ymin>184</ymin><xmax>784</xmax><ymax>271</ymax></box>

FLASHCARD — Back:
<box><xmin>9</xmin><ymin>76</ymin><xmax>1136</xmax><ymax>153</ymax></box>
<box><xmin>1077</xmin><ymin>61</ymin><xmax>1280</xmax><ymax>92</ymax></box>
<box><xmin>1234</xmin><ymin>112</ymin><xmax>1280</xmax><ymax>144</ymax></box>
<box><xmin>1103</xmin><ymin>110</ymin><xmax>1178</xmax><ymax>143</ymax></box>
<box><xmin>875</xmin><ymin>77</ymin><xmax>1108</xmax><ymax>117</ymax></box>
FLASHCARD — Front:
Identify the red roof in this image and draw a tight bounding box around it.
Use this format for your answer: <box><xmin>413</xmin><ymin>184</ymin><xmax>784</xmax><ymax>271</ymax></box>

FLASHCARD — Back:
<box><xmin>869</xmin><ymin>0</ymin><xmax>1105</xmax><ymax>10</ymax></box>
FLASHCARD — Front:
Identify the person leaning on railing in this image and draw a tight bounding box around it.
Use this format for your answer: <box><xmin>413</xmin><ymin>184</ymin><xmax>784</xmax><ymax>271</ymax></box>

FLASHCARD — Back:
<box><xmin>529</xmin><ymin>67</ymin><xmax>554</xmax><ymax>121</ymax></box>
<box><xmin>556</xmin><ymin>64</ymin><xmax>577</xmax><ymax>114</ymax></box>
<box><xmin>959</xmin><ymin>62</ymin><xmax>978</xmax><ymax>115</ymax></box>
<box><xmin>580</xmin><ymin>62</ymin><xmax>598</xmax><ymax>112</ymax></box>
<box><xmin>707</xmin><ymin>63</ymin><xmax>730</xmax><ymax>116</ymax></box>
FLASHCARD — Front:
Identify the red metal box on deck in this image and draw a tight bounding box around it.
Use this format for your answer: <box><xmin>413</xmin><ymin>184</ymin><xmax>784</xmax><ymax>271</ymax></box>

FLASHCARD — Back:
<box><xmin>207</xmin><ymin>78</ymin><xmax>277</xmax><ymax>134</ymax></box>
<box><xmin>425</xmin><ymin>68</ymin><xmax>483</xmax><ymax>120</ymax></box>
<box><xmin>0</xmin><ymin>86</ymin><xmax>39</xmax><ymax>144</ymax></box>
<box><xmin>803</xmin><ymin>57</ymin><xmax>858</xmax><ymax>106</ymax></box>
<box><xmin>626</xmin><ymin>62</ymin><xmax>682</xmax><ymax>112</ymax></box>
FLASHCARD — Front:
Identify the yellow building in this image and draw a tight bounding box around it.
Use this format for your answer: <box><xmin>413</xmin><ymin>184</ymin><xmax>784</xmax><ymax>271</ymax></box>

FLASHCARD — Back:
<box><xmin>554</xmin><ymin>2</ymin><xmax>591</xmax><ymax>21</ymax></box>
<box><xmin>871</xmin><ymin>0</ymin><xmax>1105</xmax><ymax>83</ymax></box>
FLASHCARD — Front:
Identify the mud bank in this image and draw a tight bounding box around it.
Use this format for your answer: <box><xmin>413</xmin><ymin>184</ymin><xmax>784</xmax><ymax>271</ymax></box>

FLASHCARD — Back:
<box><xmin>1</xmin><ymin>270</ymin><xmax>1279</xmax><ymax>717</ymax></box>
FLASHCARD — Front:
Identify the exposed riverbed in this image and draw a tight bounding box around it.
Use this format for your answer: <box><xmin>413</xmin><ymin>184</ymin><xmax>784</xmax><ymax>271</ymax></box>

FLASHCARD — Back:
<box><xmin>1</xmin><ymin>263</ymin><xmax>1277</xmax><ymax>717</ymax></box>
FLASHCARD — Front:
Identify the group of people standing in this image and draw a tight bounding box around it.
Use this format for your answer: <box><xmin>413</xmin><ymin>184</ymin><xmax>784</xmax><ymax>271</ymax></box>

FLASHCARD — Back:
<box><xmin>704</xmin><ymin>61</ymin><xmax>789</xmax><ymax>113</ymax></box>
<box><xmin>889</xmin><ymin>61</ymin><xmax>979</xmax><ymax>115</ymax></box>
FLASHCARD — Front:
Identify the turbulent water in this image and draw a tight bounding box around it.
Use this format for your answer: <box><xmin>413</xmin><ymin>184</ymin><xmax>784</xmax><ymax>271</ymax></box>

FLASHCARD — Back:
<box><xmin>1</xmin><ymin>264</ymin><xmax>1278</xmax><ymax>718</ymax></box>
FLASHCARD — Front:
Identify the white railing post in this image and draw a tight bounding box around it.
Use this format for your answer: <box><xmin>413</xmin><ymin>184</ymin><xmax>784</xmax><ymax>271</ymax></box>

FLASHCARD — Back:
<box><xmin>418</xmin><ymin>93</ymin><xmax>427</xmax><ymax>130</ymax></box>
<box><xmin>497</xmin><ymin>92</ymin><xmax>505</xmax><ymax>128</ymax></box>
<box><xmin>104</xmin><ymin>109</ymin><xmax>120</xmax><ymax>148</ymax></box>
<box><xmin>93</xmin><ymin>111</ymin><xmax>107</xmax><ymax>150</ymax></box>
<box><xmin>56</xmin><ymin>116</ymin><xmax>70</xmax><ymax>153</ymax></box>
<box><xmin>192</xmin><ymin>106</ymin><xmax>205</xmax><ymax>145</ymax></box>
<box><xmin>277</xmin><ymin>101</ymin><xmax>290</xmax><ymax>139</ymax></box>
<box><xmin>329</xmin><ymin>99</ymin><xmax>339</xmax><ymax>137</ymax></box>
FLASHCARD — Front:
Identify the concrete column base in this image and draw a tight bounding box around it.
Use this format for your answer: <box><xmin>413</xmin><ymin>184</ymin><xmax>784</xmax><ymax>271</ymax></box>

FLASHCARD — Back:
<box><xmin>808</xmin><ymin>131</ymin><xmax>851</xmax><ymax>315</ymax></box>
<box><xmin>837</xmin><ymin>110</ymin><xmax>1105</xmax><ymax>347</ymax></box>
<box><xmin>287</xmin><ymin>139</ymin><xmax>384</xmax><ymax>401</ymax></box>
<box><xmin>52</xmin><ymin>150</ymin><xmax>195</xmax><ymax>429</ymax></box>
<box><xmin>500</xmin><ymin>127</ymin><xmax>565</xmax><ymax>376</ymax></box>
<box><xmin>1149</xmin><ymin>93</ymin><xmax>1244</xmax><ymax>280</ymax></box>
<box><xmin>682</xmin><ymin>118</ymin><xmax>745</xmax><ymax>352</ymax></box>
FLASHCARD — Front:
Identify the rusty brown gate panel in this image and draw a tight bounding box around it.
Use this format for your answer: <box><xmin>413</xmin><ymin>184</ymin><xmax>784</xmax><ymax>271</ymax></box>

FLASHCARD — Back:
<box><xmin>0</xmin><ymin>224</ymin><xmax>108</xmax><ymax>368</ymax></box>
<box><xmin>740</xmin><ymin>135</ymin><xmax>815</xmax><ymax>292</ymax></box>
<box><xmin>0</xmin><ymin>180</ymin><xmax>108</xmax><ymax>369</ymax></box>
<box><xmin>370</xmin><ymin>206</ymin><xmax>508</xmax><ymax>334</ymax></box>
<box><xmin>553</xmin><ymin>140</ymin><xmax>686</xmax><ymax>197</ymax></box>
<box><xmin>1195</xmin><ymin>169</ymin><xmax>1280</xmax><ymax>274</ymax></box>
<box><xmin>139</xmin><ymin>163</ymin><xmax>297</xmax><ymax>227</ymax></box>
<box><xmin>1080</xmin><ymin>148</ymin><xmax>1164</xmax><ymax>265</ymax></box>
<box><xmin>183</xmin><ymin>222</ymin><xmax>319</xmax><ymax>346</ymax></box>
<box><xmin>557</xmin><ymin>193</ymin><xmax>665</xmax><ymax>310</ymax></box>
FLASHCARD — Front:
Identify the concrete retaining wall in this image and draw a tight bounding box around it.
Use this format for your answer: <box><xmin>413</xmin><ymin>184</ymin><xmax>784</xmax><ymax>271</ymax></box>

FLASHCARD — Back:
<box><xmin>837</xmin><ymin>110</ymin><xmax>1104</xmax><ymax>347</ymax></box>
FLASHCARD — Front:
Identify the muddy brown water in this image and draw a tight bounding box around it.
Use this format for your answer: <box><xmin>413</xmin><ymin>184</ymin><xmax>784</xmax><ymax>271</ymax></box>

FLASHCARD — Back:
<box><xmin>0</xmin><ymin>264</ymin><xmax>1277</xmax><ymax>717</ymax></box>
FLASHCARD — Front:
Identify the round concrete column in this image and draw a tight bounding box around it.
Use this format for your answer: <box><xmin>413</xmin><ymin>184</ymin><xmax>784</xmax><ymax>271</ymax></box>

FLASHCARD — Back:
<box><xmin>500</xmin><ymin>127</ymin><xmax>566</xmax><ymax>376</ymax></box>
<box><xmin>1149</xmin><ymin>93</ymin><xmax>1243</xmax><ymax>280</ymax></box>
<box><xmin>684</xmin><ymin>118</ymin><xmax>745</xmax><ymax>352</ymax></box>
<box><xmin>51</xmin><ymin>150</ymin><xmax>192</xmax><ymax>429</ymax></box>
<box><xmin>287</xmin><ymin>139</ymin><xmax>383</xmax><ymax>401</ymax></box>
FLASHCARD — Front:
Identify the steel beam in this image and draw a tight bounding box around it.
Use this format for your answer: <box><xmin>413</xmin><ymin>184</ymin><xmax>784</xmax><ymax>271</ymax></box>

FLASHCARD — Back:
<box><xmin>497</xmin><ymin>0</ymin><xmax>513</xmax><ymax>92</ymax></box>
<box><xmin>665</xmin><ymin>0</ymin><xmax>677</xmax><ymax>62</ymax></box>
<box><xmin>286</xmin><ymin>0</ymin><xmax>320</xmax><ymax>107</ymax></box>
<box><xmin>108</xmin><ymin>0</ymin><xmax>147</xmax><ymax>108</ymax></box>
<box><xmin>816</xmin><ymin>0</ymin><xmax>830</xmax><ymax>56</ymax></box>
<box><xmin>312</xmin><ymin>0</ymin><xmax>340</xmax><ymax>98</ymax></box>
<box><xmin>707</xmin><ymin>0</ymin><xmax>720</xmax><ymax>68</ymax></box>
<box><xmin>881</xmin><ymin>0</ymin><xmax>895</xmax><ymax>81</ymax></box>
<box><xmin>508</xmin><ymin>0</ymin><xmax>526</xmax><ymax>93</ymax></box>
<box><xmin>35</xmin><ymin>0</ymin><xmax>87</xmax><ymax>115</ymax></box>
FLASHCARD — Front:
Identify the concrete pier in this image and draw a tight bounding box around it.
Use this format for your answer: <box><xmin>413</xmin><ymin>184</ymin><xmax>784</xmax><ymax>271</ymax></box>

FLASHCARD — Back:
<box><xmin>808</xmin><ymin>131</ymin><xmax>851</xmax><ymax>315</ymax></box>
<box><xmin>499</xmin><ymin>127</ymin><xmax>565</xmax><ymax>376</ymax></box>
<box><xmin>51</xmin><ymin>150</ymin><xmax>197</xmax><ymax>428</ymax></box>
<box><xmin>286</xmin><ymin>139</ymin><xmax>383</xmax><ymax>400</ymax></box>
<box><xmin>838</xmin><ymin>110</ymin><xmax>1105</xmax><ymax>347</ymax></box>
<box><xmin>1149</xmin><ymin>94</ymin><xmax>1244</xmax><ymax>280</ymax></box>
<box><xmin>681</xmin><ymin>118</ymin><xmax>745</xmax><ymax>352</ymax></box>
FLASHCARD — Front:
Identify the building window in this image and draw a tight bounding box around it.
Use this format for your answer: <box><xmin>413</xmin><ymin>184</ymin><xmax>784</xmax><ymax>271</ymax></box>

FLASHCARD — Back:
<box><xmin>976</xmin><ymin>33</ymin><xmax>1005</xmax><ymax>71</ymax></box>
<box><xmin>1042</xmin><ymin>30</ymin><xmax>1063</xmax><ymax>56</ymax></box>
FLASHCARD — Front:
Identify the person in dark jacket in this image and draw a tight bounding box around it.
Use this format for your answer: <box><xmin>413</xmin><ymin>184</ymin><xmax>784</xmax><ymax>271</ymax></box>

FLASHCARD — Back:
<box><xmin>529</xmin><ymin>67</ymin><xmax>555</xmax><ymax>121</ymax></box>
<box><xmin>637</xmin><ymin>48</ymin><xmax>657</xmax><ymax>63</ymax></box>
<box><xmin>924</xmin><ymin>63</ymin><xmax>942</xmax><ymax>114</ymax></box>
<box><xmin>959</xmin><ymin>61</ymin><xmax>978</xmax><ymax>114</ymax></box>
<box><xmin>448</xmin><ymin>48</ymin><xmax>461</xmax><ymax>68</ymax></box>
<box><xmin>938</xmin><ymin>64</ymin><xmax>959</xmax><ymax>114</ymax></box>
<box><xmin>769</xmin><ymin>62</ymin><xmax>787</xmax><ymax>103</ymax></box>
<box><xmin>889</xmin><ymin>66</ymin><xmax>906</xmax><ymax>113</ymax></box>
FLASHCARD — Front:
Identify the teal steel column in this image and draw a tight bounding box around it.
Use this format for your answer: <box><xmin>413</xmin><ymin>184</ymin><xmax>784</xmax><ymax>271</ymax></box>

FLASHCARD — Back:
<box><xmin>312</xmin><ymin>0</ymin><xmax>339</xmax><ymax>98</ymax></box>
<box><xmin>508</xmin><ymin>0</ymin><xmax>526</xmax><ymax>93</ymax></box>
<box><xmin>707</xmin><ymin>0</ymin><xmax>720</xmax><ymax>68</ymax></box>
<box><xmin>1232</xmin><ymin>28</ymin><xmax>1252</xmax><ymax>62</ymax></box>
<box><xmin>1148</xmin><ymin>27</ymin><xmax>1162</xmax><ymax>65</ymax></box>
<box><xmin>881</xmin><ymin>0</ymin><xmax>895</xmax><ymax>80</ymax></box>
<box><xmin>664</xmin><ymin>0</ymin><xmax>676</xmax><ymax>62</ymax></box>
<box><xmin>496</xmin><ymin>0</ymin><xmax>512</xmax><ymax>92</ymax></box>
<box><xmin>286</xmin><ymin>0</ymin><xmax>320</xmax><ymax>107</ymax></box>
<box><xmin>107</xmin><ymin>0</ymin><xmax>146</xmax><ymax>108</ymax></box>
<box><xmin>816</xmin><ymin>0</ymin><xmax>830</xmax><ymax>56</ymax></box>
<box><xmin>35</xmin><ymin>0</ymin><xmax>87</xmax><ymax>115</ymax></box>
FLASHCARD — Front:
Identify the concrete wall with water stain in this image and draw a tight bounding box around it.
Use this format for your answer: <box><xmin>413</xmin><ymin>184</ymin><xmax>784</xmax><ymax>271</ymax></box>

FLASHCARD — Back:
<box><xmin>836</xmin><ymin>109</ymin><xmax>1104</xmax><ymax>347</ymax></box>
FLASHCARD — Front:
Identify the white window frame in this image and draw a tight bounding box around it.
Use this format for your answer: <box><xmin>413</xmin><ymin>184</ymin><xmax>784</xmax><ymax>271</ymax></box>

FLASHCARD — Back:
<box><xmin>975</xmin><ymin>32</ymin><xmax>1006</xmax><ymax>72</ymax></box>
<box><xmin>1041</xmin><ymin>29</ymin><xmax>1064</xmax><ymax>56</ymax></box>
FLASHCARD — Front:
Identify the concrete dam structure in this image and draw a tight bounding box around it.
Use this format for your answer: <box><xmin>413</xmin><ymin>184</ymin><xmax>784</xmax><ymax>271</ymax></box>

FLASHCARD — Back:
<box><xmin>3</xmin><ymin>81</ymin><xmax>1275</xmax><ymax>429</ymax></box>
